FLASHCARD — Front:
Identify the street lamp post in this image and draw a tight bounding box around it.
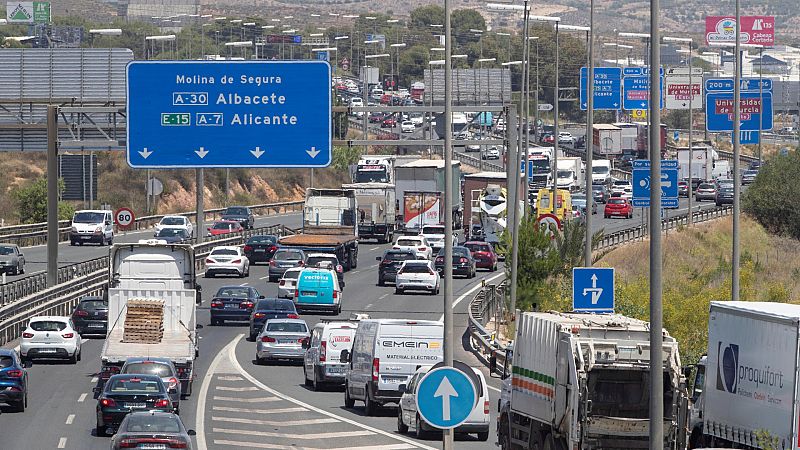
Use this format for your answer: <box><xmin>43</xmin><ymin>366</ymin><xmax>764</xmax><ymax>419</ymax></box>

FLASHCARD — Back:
<box><xmin>363</xmin><ymin>46</ymin><xmax>389</xmax><ymax>153</ymax></box>
<box><xmin>390</xmin><ymin>43</ymin><xmax>407</xmax><ymax>92</ymax></box>
<box><xmin>664</xmin><ymin>36</ymin><xmax>695</xmax><ymax>225</ymax></box>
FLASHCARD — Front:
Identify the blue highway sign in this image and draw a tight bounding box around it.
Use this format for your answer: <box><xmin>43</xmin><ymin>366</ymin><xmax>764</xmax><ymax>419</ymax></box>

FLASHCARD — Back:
<box><xmin>705</xmin><ymin>78</ymin><xmax>773</xmax><ymax>92</ymax></box>
<box><xmin>623</xmin><ymin>67</ymin><xmax>664</xmax><ymax>110</ymax></box>
<box><xmin>580</xmin><ymin>67</ymin><xmax>622</xmax><ymax>110</ymax></box>
<box><xmin>632</xmin><ymin>159</ymin><xmax>679</xmax><ymax>208</ymax></box>
<box><xmin>416</xmin><ymin>366</ymin><xmax>477</xmax><ymax>429</ymax></box>
<box><xmin>127</xmin><ymin>61</ymin><xmax>332</xmax><ymax>168</ymax></box>
<box><xmin>572</xmin><ymin>267</ymin><xmax>615</xmax><ymax>313</ymax></box>
<box><xmin>734</xmin><ymin>130</ymin><xmax>760</xmax><ymax>144</ymax></box>
<box><xmin>706</xmin><ymin>92</ymin><xmax>773</xmax><ymax>132</ymax></box>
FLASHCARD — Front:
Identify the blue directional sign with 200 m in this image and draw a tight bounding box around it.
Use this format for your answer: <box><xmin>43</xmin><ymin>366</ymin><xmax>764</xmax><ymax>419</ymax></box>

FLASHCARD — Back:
<box><xmin>126</xmin><ymin>61</ymin><xmax>332</xmax><ymax>168</ymax></box>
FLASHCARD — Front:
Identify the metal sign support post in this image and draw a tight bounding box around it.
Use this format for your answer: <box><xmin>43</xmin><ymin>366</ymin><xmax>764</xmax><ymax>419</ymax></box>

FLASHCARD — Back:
<box><xmin>508</xmin><ymin>108</ymin><xmax>520</xmax><ymax>318</ymax></box>
<box><xmin>443</xmin><ymin>0</ymin><xmax>454</xmax><ymax>443</ymax></box>
<box><xmin>584</xmin><ymin>1</ymin><xmax>595</xmax><ymax>267</ymax></box>
<box><xmin>47</xmin><ymin>105</ymin><xmax>59</xmax><ymax>288</ymax></box>
<box><xmin>196</xmin><ymin>169</ymin><xmax>204</xmax><ymax>245</ymax></box>
<box><xmin>688</xmin><ymin>46</ymin><xmax>694</xmax><ymax>226</ymax></box>
<box><xmin>552</xmin><ymin>22</ymin><xmax>560</xmax><ymax>214</ymax></box>
<box><xmin>648</xmin><ymin>0</ymin><xmax>664</xmax><ymax>445</ymax></box>
<box><xmin>732</xmin><ymin>0</ymin><xmax>741</xmax><ymax>302</ymax></box>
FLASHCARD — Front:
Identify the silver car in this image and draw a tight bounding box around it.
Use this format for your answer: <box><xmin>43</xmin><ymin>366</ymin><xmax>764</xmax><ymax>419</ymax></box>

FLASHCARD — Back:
<box><xmin>0</xmin><ymin>244</ymin><xmax>25</xmax><ymax>275</ymax></box>
<box><xmin>110</xmin><ymin>412</ymin><xmax>195</xmax><ymax>450</ymax></box>
<box><xmin>255</xmin><ymin>319</ymin><xmax>310</xmax><ymax>364</ymax></box>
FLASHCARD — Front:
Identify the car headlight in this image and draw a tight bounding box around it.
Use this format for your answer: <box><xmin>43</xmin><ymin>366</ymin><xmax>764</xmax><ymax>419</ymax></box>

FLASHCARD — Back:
<box><xmin>94</xmin><ymin>226</ymin><xmax>103</xmax><ymax>234</ymax></box>
<box><xmin>71</xmin><ymin>226</ymin><xmax>77</xmax><ymax>233</ymax></box>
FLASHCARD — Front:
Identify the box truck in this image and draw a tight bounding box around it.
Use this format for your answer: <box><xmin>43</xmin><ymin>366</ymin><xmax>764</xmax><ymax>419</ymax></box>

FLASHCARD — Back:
<box><xmin>687</xmin><ymin>301</ymin><xmax>800</xmax><ymax>450</ymax></box>
<box><xmin>341</xmin><ymin>182</ymin><xmax>397</xmax><ymax>243</ymax></box>
<box><xmin>555</xmin><ymin>157</ymin><xmax>584</xmax><ymax>192</ymax></box>
<box><xmin>677</xmin><ymin>145</ymin><xmax>716</xmax><ymax>181</ymax></box>
<box><xmin>592</xmin><ymin>124</ymin><xmax>622</xmax><ymax>156</ymax></box>
<box><xmin>394</xmin><ymin>160</ymin><xmax>462</xmax><ymax>232</ymax></box>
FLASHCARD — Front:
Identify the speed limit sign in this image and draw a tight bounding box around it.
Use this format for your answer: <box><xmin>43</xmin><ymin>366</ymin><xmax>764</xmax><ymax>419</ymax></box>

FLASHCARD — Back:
<box><xmin>115</xmin><ymin>208</ymin><xmax>135</xmax><ymax>228</ymax></box>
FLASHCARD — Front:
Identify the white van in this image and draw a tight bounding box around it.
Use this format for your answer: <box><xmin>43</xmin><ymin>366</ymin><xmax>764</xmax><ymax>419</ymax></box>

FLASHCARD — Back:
<box><xmin>349</xmin><ymin>97</ymin><xmax>364</xmax><ymax>118</ymax></box>
<box><xmin>69</xmin><ymin>210</ymin><xmax>114</xmax><ymax>246</ymax></box>
<box><xmin>302</xmin><ymin>321</ymin><xmax>359</xmax><ymax>390</ymax></box>
<box><xmin>341</xmin><ymin>319</ymin><xmax>444</xmax><ymax>416</ymax></box>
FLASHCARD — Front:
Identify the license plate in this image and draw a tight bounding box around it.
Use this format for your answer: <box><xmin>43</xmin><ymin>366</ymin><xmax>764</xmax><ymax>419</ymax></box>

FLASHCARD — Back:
<box><xmin>81</xmin><ymin>236</ymin><xmax>91</xmax><ymax>240</ymax></box>
<box><xmin>88</xmin><ymin>323</ymin><xmax>104</xmax><ymax>328</ymax></box>
<box><xmin>139</xmin><ymin>445</ymin><xmax>167</xmax><ymax>450</ymax></box>
<box><xmin>254</xmin><ymin>249</ymin><xmax>265</xmax><ymax>252</ymax></box>
<box><xmin>301</xmin><ymin>291</ymin><xmax>316</xmax><ymax>297</ymax></box>
<box><xmin>382</xmin><ymin>376</ymin><xmax>405</xmax><ymax>384</ymax></box>
<box><xmin>224</xmin><ymin>304</ymin><xmax>239</xmax><ymax>309</ymax></box>
<box><xmin>278</xmin><ymin>339</ymin><xmax>296</xmax><ymax>344</ymax></box>
<box><xmin>326</xmin><ymin>366</ymin><xmax>345</xmax><ymax>374</ymax></box>
<box><xmin>125</xmin><ymin>402</ymin><xmax>146</xmax><ymax>409</ymax></box>
<box><xmin>39</xmin><ymin>348</ymin><xmax>57</xmax><ymax>353</ymax></box>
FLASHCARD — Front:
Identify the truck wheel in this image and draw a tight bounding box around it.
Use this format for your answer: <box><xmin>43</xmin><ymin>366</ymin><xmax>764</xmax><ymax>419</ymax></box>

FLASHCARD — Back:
<box><xmin>303</xmin><ymin>367</ymin><xmax>313</xmax><ymax>387</ymax></box>
<box><xmin>378</xmin><ymin>276</ymin><xmax>385</xmax><ymax>287</ymax></box>
<box><xmin>96</xmin><ymin>421</ymin><xmax>107</xmax><ymax>437</ymax></box>
<box><xmin>351</xmin><ymin>251</ymin><xmax>358</xmax><ymax>269</ymax></box>
<box><xmin>543</xmin><ymin>433</ymin><xmax>567</xmax><ymax>450</ymax></box>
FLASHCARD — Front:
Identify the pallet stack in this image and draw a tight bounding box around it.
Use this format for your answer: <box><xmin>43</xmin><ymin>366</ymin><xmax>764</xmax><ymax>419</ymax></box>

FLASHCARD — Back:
<box><xmin>122</xmin><ymin>299</ymin><xmax>165</xmax><ymax>344</ymax></box>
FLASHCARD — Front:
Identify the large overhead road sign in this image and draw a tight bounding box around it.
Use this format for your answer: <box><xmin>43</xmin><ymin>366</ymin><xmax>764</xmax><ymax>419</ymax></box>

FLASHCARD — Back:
<box><xmin>623</xmin><ymin>67</ymin><xmax>664</xmax><ymax>111</ymax></box>
<box><xmin>126</xmin><ymin>60</ymin><xmax>332</xmax><ymax>169</ymax></box>
<box><xmin>665</xmin><ymin>67</ymin><xmax>704</xmax><ymax>110</ymax></box>
<box><xmin>632</xmin><ymin>159</ymin><xmax>679</xmax><ymax>208</ymax></box>
<box><xmin>580</xmin><ymin>67</ymin><xmax>623</xmax><ymax>110</ymax></box>
<box><xmin>704</xmin><ymin>78</ymin><xmax>773</xmax><ymax>132</ymax></box>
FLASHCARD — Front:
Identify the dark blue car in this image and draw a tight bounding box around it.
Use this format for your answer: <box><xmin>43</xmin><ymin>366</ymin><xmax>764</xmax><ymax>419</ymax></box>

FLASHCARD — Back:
<box><xmin>248</xmin><ymin>298</ymin><xmax>299</xmax><ymax>341</ymax></box>
<box><xmin>210</xmin><ymin>286</ymin><xmax>264</xmax><ymax>326</ymax></box>
<box><xmin>0</xmin><ymin>349</ymin><xmax>28</xmax><ymax>412</ymax></box>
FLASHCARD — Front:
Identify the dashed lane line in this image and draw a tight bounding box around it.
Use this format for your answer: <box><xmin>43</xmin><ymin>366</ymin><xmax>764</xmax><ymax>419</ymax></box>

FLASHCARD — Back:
<box><xmin>212</xmin><ymin>416</ymin><xmax>338</xmax><ymax>426</ymax></box>
<box><xmin>212</xmin><ymin>428</ymin><xmax>373</xmax><ymax>440</ymax></box>
<box><xmin>213</xmin><ymin>440</ymin><xmax>416</xmax><ymax>450</ymax></box>
<box><xmin>77</xmin><ymin>393</ymin><xmax>87</xmax><ymax>403</ymax></box>
<box><xmin>225</xmin><ymin>336</ymin><xmax>437</xmax><ymax>450</ymax></box>
<box><xmin>217</xmin><ymin>376</ymin><xmax>244</xmax><ymax>381</ymax></box>
<box><xmin>215</xmin><ymin>386</ymin><xmax>260</xmax><ymax>392</ymax></box>
<box><xmin>57</xmin><ymin>437</ymin><xmax>67</xmax><ymax>449</ymax></box>
<box><xmin>65</xmin><ymin>414</ymin><xmax>75</xmax><ymax>425</ymax></box>
<box><xmin>212</xmin><ymin>405</ymin><xmax>306</xmax><ymax>414</ymax></box>
<box><xmin>212</xmin><ymin>395</ymin><xmax>282</xmax><ymax>403</ymax></box>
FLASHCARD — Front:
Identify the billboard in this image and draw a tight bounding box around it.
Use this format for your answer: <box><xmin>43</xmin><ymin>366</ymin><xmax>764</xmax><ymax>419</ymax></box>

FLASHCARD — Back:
<box><xmin>6</xmin><ymin>1</ymin><xmax>49</xmax><ymax>23</ymax></box>
<box><xmin>265</xmin><ymin>34</ymin><xmax>302</xmax><ymax>44</ymax></box>
<box><xmin>705</xmin><ymin>16</ymin><xmax>775</xmax><ymax>46</ymax></box>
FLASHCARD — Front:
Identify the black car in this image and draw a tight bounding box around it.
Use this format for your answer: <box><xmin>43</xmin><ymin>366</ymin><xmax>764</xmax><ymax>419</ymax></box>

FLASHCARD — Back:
<box><xmin>221</xmin><ymin>206</ymin><xmax>255</xmax><ymax>230</ymax></box>
<box><xmin>305</xmin><ymin>253</ymin><xmax>345</xmax><ymax>288</ymax></box>
<box><xmin>71</xmin><ymin>296</ymin><xmax>108</xmax><ymax>335</ymax></box>
<box><xmin>434</xmin><ymin>246</ymin><xmax>476</xmax><ymax>278</ymax></box>
<box><xmin>209</xmin><ymin>286</ymin><xmax>264</xmax><ymax>326</ymax></box>
<box><xmin>110</xmin><ymin>412</ymin><xmax>195</xmax><ymax>450</ymax></box>
<box><xmin>574</xmin><ymin>135</ymin><xmax>586</xmax><ymax>149</ymax></box>
<box><xmin>715</xmin><ymin>186</ymin><xmax>734</xmax><ymax>205</ymax></box>
<box><xmin>376</xmin><ymin>249</ymin><xmax>418</xmax><ymax>286</ymax></box>
<box><xmin>248</xmin><ymin>298</ymin><xmax>299</xmax><ymax>340</ymax></box>
<box><xmin>741</xmin><ymin>169</ymin><xmax>758</xmax><ymax>185</ymax></box>
<box><xmin>154</xmin><ymin>228</ymin><xmax>191</xmax><ymax>244</ymax></box>
<box><xmin>591</xmin><ymin>184</ymin><xmax>610</xmax><ymax>204</ymax></box>
<box><xmin>96</xmin><ymin>374</ymin><xmax>173</xmax><ymax>437</ymax></box>
<box><xmin>243</xmin><ymin>235</ymin><xmax>279</xmax><ymax>264</ymax></box>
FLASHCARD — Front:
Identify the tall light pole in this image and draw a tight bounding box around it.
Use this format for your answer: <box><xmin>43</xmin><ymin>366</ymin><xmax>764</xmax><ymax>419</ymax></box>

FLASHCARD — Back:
<box><xmin>363</xmin><ymin>49</ymin><xmax>389</xmax><ymax>154</ymax></box>
<box><xmin>664</xmin><ymin>36</ymin><xmax>695</xmax><ymax>225</ymax></box>
<box><xmin>732</xmin><ymin>0</ymin><xmax>741</xmax><ymax>303</ymax></box>
<box><xmin>390</xmin><ymin>43</ymin><xmax>406</xmax><ymax>91</ymax></box>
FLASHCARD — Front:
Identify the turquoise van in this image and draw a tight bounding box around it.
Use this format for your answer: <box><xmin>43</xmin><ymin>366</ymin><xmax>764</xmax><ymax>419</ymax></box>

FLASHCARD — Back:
<box><xmin>295</xmin><ymin>268</ymin><xmax>342</xmax><ymax>314</ymax></box>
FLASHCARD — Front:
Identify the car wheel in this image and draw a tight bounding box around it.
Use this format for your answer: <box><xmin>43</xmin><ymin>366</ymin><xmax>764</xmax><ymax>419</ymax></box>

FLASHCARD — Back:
<box><xmin>303</xmin><ymin>367</ymin><xmax>313</xmax><ymax>387</ymax></box>
<box><xmin>69</xmin><ymin>352</ymin><xmax>78</xmax><ymax>364</ymax></box>
<box><xmin>397</xmin><ymin>408</ymin><xmax>409</xmax><ymax>434</ymax></box>
<box><xmin>378</xmin><ymin>276</ymin><xmax>384</xmax><ymax>287</ymax></box>
<box><xmin>77</xmin><ymin>347</ymin><xmax>81</xmax><ymax>362</ymax></box>
<box><xmin>344</xmin><ymin>383</ymin><xmax>355</xmax><ymax>408</ymax></box>
<box><xmin>336</xmin><ymin>304</ymin><xmax>342</xmax><ymax>315</ymax></box>
<box><xmin>249</xmin><ymin>332</ymin><xmax>257</xmax><ymax>341</ymax></box>
<box><xmin>12</xmin><ymin>393</ymin><xmax>26</xmax><ymax>412</ymax></box>
<box><xmin>96</xmin><ymin>421</ymin><xmax>107</xmax><ymax>437</ymax></box>
<box><xmin>395</xmin><ymin>288</ymin><xmax>403</xmax><ymax>295</ymax></box>
<box><xmin>10</xmin><ymin>266</ymin><xmax>17</xmax><ymax>276</ymax></box>
<box><xmin>205</xmin><ymin>272</ymin><xmax>214</xmax><ymax>278</ymax></box>
<box><xmin>312</xmin><ymin>374</ymin><xmax>322</xmax><ymax>392</ymax></box>
<box><xmin>18</xmin><ymin>264</ymin><xmax>24</xmax><ymax>274</ymax></box>
<box><xmin>364</xmin><ymin>389</ymin><xmax>378</xmax><ymax>416</ymax></box>
<box><xmin>269</xmin><ymin>276</ymin><xmax>278</xmax><ymax>283</ymax></box>
<box><xmin>415</xmin><ymin>414</ymin><xmax>427</xmax><ymax>439</ymax></box>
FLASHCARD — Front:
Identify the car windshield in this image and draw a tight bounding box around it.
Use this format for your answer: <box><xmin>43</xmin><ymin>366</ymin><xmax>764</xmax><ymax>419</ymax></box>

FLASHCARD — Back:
<box><xmin>161</xmin><ymin>217</ymin><xmax>184</xmax><ymax>225</ymax></box>
<box><xmin>30</xmin><ymin>320</ymin><xmax>67</xmax><ymax>331</ymax></box>
<box><xmin>266</xmin><ymin>322</ymin><xmax>307</xmax><ymax>333</ymax></box>
<box><xmin>211</xmin><ymin>248</ymin><xmax>238</xmax><ymax>256</ymax></box>
<box><xmin>79</xmin><ymin>299</ymin><xmax>107</xmax><ymax>310</ymax></box>
<box><xmin>592</xmin><ymin>166</ymin><xmax>609</xmax><ymax>174</ymax></box>
<box><xmin>274</xmin><ymin>251</ymin><xmax>302</xmax><ymax>261</ymax></box>
<box><xmin>422</xmin><ymin>226</ymin><xmax>445</xmax><ymax>235</ymax></box>
<box><xmin>123</xmin><ymin>415</ymin><xmax>182</xmax><ymax>433</ymax></box>
<box><xmin>224</xmin><ymin>207</ymin><xmax>248</xmax><ymax>215</ymax></box>
<box><xmin>257</xmin><ymin>299</ymin><xmax>295</xmax><ymax>311</ymax></box>
<box><xmin>396</xmin><ymin>239</ymin><xmax>421</xmax><ymax>247</ymax></box>
<box><xmin>108</xmin><ymin>377</ymin><xmax>163</xmax><ymax>394</ymax></box>
<box><xmin>157</xmin><ymin>229</ymin><xmax>185</xmax><ymax>237</ymax></box>
<box><xmin>216</xmin><ymin>287</ymin><xmax>250</xmax><ymax>298</ymax></box>
<box><xmin>73</xmin><ymin>212</ymin><xmax>105</xmax><ymax>223</ymax></box>
<box><xmin>307</xmin><ymin>256</ymin><xmax>336</xmax><ymax>267</ymax></box>
<box><xmin>592</xmin><ymin>185</ymin><xmax>604</xmax><ymax>192</ymax></box>
<box><xmin>0</xmin><ymin>246</ymin><xmax>14</xmax><ymax>255</ymax></box>
<box><xmin>247</xmin><ymin>236</ymin><xmax>276</xmax><ymax>244</ymax></box>
<box><xmin>464</xmin><ymin>243</ymin><xmax>491</xmax><ymax>253</ymax></box>
<box><xmin>402</xmin><ymin>263</ymin><xmax>431</xmax><ymax>273</ymax></box>
<box><xmin>212</xmin><ymin>222</ymin><xmax>234</xmax><ymax>230</ymax></box>
<box><xmin>0</xmin><ymin>356</ymin><xmax>14</xmax><ymax>368</ymax></box>
<box><xmin>123</xmin><ymin>362</ymin><xmax>173</xmax><ymax>377</ymax></box>
<box><xmin>609</xmin><ymin>199</ymin><xmax>626</xmax><ymax>205</ymax></box>
<box><xmin>385</xmin><ymin>252</ymin><xmax>416</xmax><ymax>261</ymax></box>
<box><xmin>557</xmin><ymin>170</ymin><xmax>573</xmax><ymax>178</ymax></box>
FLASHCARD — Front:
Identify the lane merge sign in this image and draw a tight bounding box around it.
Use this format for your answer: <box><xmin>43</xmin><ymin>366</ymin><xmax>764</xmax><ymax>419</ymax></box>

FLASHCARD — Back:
<box><xmin>572</xmin><ymin>267</ymin><xmax>615</xmax><ymax>313</ymax></box>
<box><xmin>126</xmin><ymin>60</ymin><xmax>332</xmax><ymax>169</ymax></box>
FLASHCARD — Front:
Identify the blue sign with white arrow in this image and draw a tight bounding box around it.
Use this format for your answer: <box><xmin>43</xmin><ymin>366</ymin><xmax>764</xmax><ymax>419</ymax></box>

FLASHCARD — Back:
<box><xmin>734</xmin><ymin>130</ymin><xmax>760</xmax><ymax>144</ymax></box>
<box><xmin>416</xmin><ymin>366</ymin><xmax>477</xmax><ymax>429</ymax></box>
<box><xmin>572</xmin><ymin>267</ymin><xmax>615</xmax><ymax>313</ymax></box>
<box><xmin>580</xmin><ymin>67</ymin><xmax>622</xmax><ymax>110</ymax></box>
<box><xmin>126</xmin><ymin>60</ymin><xmax>332</xmax><ymax>169</ymax></box>
<box><xmin>704</xmin><ymin>78</ymin><xmax>773</xmax><ymax>132</ymax></box>
<box><xmin>632</xmin><ymin>159</ymin><xmax>679</xmax><ymax>208</ymax></box>
<box><xmin>623</xmin><ymin>67</ymin><xmax>664</xmax><ymax>110</ymax></box>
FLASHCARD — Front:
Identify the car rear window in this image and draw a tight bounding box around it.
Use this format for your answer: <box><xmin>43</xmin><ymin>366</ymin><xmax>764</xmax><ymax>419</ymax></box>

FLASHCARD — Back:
<box><xmin>216</xmin><ymin>287</ymin><xmax>250</xmax><ymax>298</ymax></box>
<box><xmin>161</xmin><ymin>217</ymin><xmax>185</xmax><ymax>225</ymax></box>
<box><xmin>247</xmin><ymin>236</ymin><xmax>276</xmax><ymax>244</ymax></box>
<box><xmin>397</xmin><ymin>239</ymin><xmax>421</xmax><ymax>247</ymax></box>
<box><xmin>385</xmin><ymin>252</ymin><xmax>416</xmax><ymax>261</ymax></box>
<box><xmin>275</xmin><ymin>250</ymin><xmax>302</xmax><ymax>261</ymax></box>
<box><xmin>123</xmin><ymin>415</ymin><xmax>181</xmax><ymax>433</ymax></box>
<box><xmin>30</xmin><ymin>320</ymin><xmax>67</xmax><ymax>332</ymax></box>
<box><xmin>257</xmin><ymin>299</ymin><xmax>295</xmax><ymax>311</ymax></box>
<box><xmin>0</xmin><ymin>356</ymin><xmax>14</xmax><ymax>368</ymax></box>
<box><xmin>307</xmin><ymin>256</ymin><xmax>337</xmax><ymax>267</ymax></box>
<box><xmin>699</xmin><ymin>183</ymin><xmax>714</xmax><ymax>189</ymax></box>
<box><xmin>79</xmin><ymin>299</ymin><xmax>107</xmax><ymax>310</ymax></box>
<box><xmin>211</xmin><ymin>248</ymin><xmax>239</xmax><ymax>256</ymax></box>
<box><xmin>608</xmin><ymin>199</ymin><xmax>625</xmax><ymax>205</ymax></box>
<box><xmin>266</xmin><ymin>322</ymin><xmax>307</xmax><ymax>333</ymax></box>
<box><xmin>282</xmin><ymin>271</ymin><xmax>301</xmax><ymax>280</ymax></box>
<box><xmin>123</xmin><ymin>362</ymin><xmax>173</xmax><ymax>377</ymax></box>
<box><xmin>108</xmin><ymin>377</ymin><xmax>163</xmax><ymax>393</ymax></box>
<box><xmin>464</xmin><ymin>243</ymin><xmax>490</xmax><ymax>253</ymax></box>
<box><xmin>402</xmin><ymin>263</ymin><xmax>431</xmax><ymax>273</ymax></box>
<box><xmin>422</xmin><ymin>226</ymin><xmax>445</xmax><ymax>235</ymax></box>
<box><xmin>225</xmin><ymin>207</ymin><xmax>248</xmax><ymax>215</ymax></box>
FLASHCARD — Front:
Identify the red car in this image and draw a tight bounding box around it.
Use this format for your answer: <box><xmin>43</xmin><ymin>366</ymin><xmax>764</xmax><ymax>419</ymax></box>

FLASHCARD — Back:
<box><xmin>381</xmin><ymin>116</ymin><xmax>397</xmax><ymax>128</ymax></box>
<box><xmin>462</xmin><ymin>241</ymin><xmax>498</xmax><ymax>271</ymax></box>
<box><xmin>207</xmin><ymin>220</ymin><xmax>244</xmax><ymax>237</ymax></box>
<box><xmin>604</xmin><ymin>198</ymin><xmax>633</xmax><ymax>219</ymax></box>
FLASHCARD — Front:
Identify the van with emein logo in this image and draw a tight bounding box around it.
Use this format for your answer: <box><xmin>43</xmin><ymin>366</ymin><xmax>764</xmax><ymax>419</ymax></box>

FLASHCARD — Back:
<box><xmin>340</xmin><ymin>319</ymin><xmax>443</xmax><ymax>416</ymax></box>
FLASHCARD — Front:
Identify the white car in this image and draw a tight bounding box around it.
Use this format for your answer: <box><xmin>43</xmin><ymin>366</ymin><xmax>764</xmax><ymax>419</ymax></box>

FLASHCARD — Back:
<box><xmin>610</xmin><ymin>179</ymin><xmax>632</xmax><ymax>195</ymax></box>
<box><xmin>622</xmin><ymin>186</ymin><xmax>633</xmax><ymax>201</ymax></box>
<box><xmin>393</xmin><ymin>236</ymin><xmax>432</xmax><ymax>260</ymax></box>
<box><xmin>278</xmin><ymin>267</ymin><xmax>303</xmax><ymax>299</ymax></box>
<box><xmin>20</xmin><ymin>316</ymin><xmax>82</xmax><ymax>364</ymax></box>
<box><xmin>409</xmin><ymin>113</ymin><xmax>424</xmax><ymax>127</ymax></box>
<box><xmin>420</xmin><ymin>224</ymin><xmax>446</xmax><ymax>253</ymax></box>
<box><xmin>205</xmin><ymin>246</ymin><xmax>250</xmax><ymax>278</ymax></box>
<box><xmin>482</xmin><ymin>147</ymin><xmax>501</xmax><ymax>160</ymax></box>
<box><xmin>154</xmin><ymin>215</ymin><xmax>193</xmax><ymax>237</ymax></box>
<box><xmin>401</xmin><ymin>121</ymin><xmax>415</xmax><ymax>133</ymax></box>
<box><xmin>558</xmin><ymin>132</ymin><xmax>574</xmax><ymax>145</ymax></box>
<box><xmin>397</xmin><ymin>365</ymin><xmax>490</xmax><ymax>441</ymax></box>
<box><xmin>395</xmin><ymin>260</ymin><xmax>440</xmax><ymax>295</ymax></box>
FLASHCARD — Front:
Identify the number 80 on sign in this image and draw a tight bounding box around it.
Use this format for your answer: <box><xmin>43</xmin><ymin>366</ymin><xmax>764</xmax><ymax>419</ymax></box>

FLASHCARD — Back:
<box><xmin>115</xmin><ymin>208</ymin><xmax>135</xmax><ymax>228</ymax></box>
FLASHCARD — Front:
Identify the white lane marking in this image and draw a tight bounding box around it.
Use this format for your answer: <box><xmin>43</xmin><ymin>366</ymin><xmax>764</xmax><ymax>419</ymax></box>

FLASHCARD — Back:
<box><xmin>212</xmin><ymin>427</ymin><xmax>372</xmax><ymax>439</ymax></box>
<box><xmin>368</xmin><ymin>246</ymin><xmax>380</xmax><ymax>251</ymax></box>
<box><xmin>57</xmin><ymin>437</ymin><xmax>67</xmax><ymax>448</ymax></box>
<box><xmin>90</xmin><ymin>377</ymin><xmax>98</xmax><ymax>384</ymax></box>
<box><xmin>77</xmin><ymin>393</ymin><xmax>87</xmax><ymax>402</ymax></box>
<box><xmin>239</xmin><ymin>282</ymin><xmax>249</xmax><ymax>286</ymax></box>
<box><xmin>196</xmin><ymin>337</ymin><xmax>239</xmax><ymax>450</ymax></box>
<box><xmin>212</xmin><ymin>416</ymin><xmax>338</xmax><ymax>426</ymax></box>
<box><xmin>488</xmin><ymin>385</ymin><xmax>501</xmax><ymax>393</ymax></box>
<box><xmin>212</xmin><ymin>395</ymin><xmax>282</xmax><ymax>403</ymax></box>
<box><xmin>212</xmin><ymin>406</ymin><xmax>307</xmax><ymax>414</ymax></box>
<box><xmin>378</xmin><ymin>293</ymin><xmax>389</xmax><ymax>300</ymax></box>
<box><xmin>216</xmin><ymin>375</ymin><xmax>244</xmax><ymax>381</ymax></box>
<box><xmin>213</xmin><ymin>440</ymin><xmax>415</xmax><ymax>450</ymax></box>
<box><xmin>215</xmin><ymin>386</ymin><xmax>260</xmax><ymax>392</ymax></box>
<box><xmin>226</xmin><ymin>337</ymin><xmax>436</xmax><ymax>450</ymax></box>
<box><xmin>365</xmin><ymin>303</ymin><xmax>373</xmax><ymax>309</ymax></box>
<box><xmin>65</xmin><ymin>414</ymin><xmax>75</xmax><ymax>425</ymax></box>
<box><xmin>259</xmin><ymin>276</ymin><xmax>268</xmax><ymax>280</ymax></box>
<box><xmin>438</xmin><ymin>272</ymin><xmax>505</xmax><ymax>322</ymax></box>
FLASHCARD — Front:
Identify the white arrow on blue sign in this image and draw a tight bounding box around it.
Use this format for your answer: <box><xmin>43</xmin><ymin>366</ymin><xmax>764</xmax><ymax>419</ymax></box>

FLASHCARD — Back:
<box><xmin>415</xmin><ymin>366</ymin><xmax>477</xmax><ymax>429</ymax></box>
<box><xmin>580</xmin><ymin>67</ymin><xmax>623</xmax><ymax>111</ymax></box>
<box><xmin>572</xmin><ymin>267</ymin><xmax>615</xmax><ymax>313</ymax></box>
<box><xmin>632</xmin><ymin>159</ymin><xmax>679</xmax><ymax>208</ymax></box>
<box><xmin>126</xmin><ymin>60</ymin><xmax>332</xmax><ymax>169</ymax></box>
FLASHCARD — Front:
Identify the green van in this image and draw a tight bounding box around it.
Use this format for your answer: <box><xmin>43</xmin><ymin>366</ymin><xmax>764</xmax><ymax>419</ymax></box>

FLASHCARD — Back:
<box><xmin>295</xmin><ymin>267</ymin><xmax>342</xmax><ymax>314</ymax></box>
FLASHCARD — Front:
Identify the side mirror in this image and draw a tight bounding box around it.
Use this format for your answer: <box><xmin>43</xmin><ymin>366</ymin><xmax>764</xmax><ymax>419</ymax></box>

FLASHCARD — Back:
<box><xmin>376</xmin><ymin>256</ymin><xmax>382</xmax><ymax>261</ymax></box>
<box><xmin>187</xmin><ymin>430</ymin><xmax>197</xmax><ymax>436</ymax></box>
<box><xmin>258</xmin><ymin>295</ymin><xmax>265</xmax><ymax>299</ymax></box>
<box><xmin>105</xmin><ymin>221</ymin><xmax>112</xmax><ymax>226</ymax></box>
<box><xmin>301</xmin><ymin>338</ymin><xmax>310</xmax><ymax>349</ymax></box>
<box><xmin>168</xmin><ymin>388</ymin><xmax>178</xmax><ymax>395</ymax></box>
<box><xmin>196</xmin><ymin>324</ymin><xmax>204</xmax><ymax>330</ymax></box>
<box><xmin>340</xmin><ymin>349</ymin><xmax>350</xmax><ymax>363</ymax></box>
<box><xmin>18</xmin><ymin>253</ymin><xmax>24</xmax><ymax>258</ymax></box>
<box><xmin>398</xmin><ymin>384</ymin><xmax>407</xmax><ymax>394</ymax></box>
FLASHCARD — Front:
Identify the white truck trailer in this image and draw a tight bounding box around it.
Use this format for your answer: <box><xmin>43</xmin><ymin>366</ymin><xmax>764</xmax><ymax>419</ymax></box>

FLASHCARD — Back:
<box><xmin>498</xmin><ymin>311</ymin><xmax>688</xmax><ymax>450</ymax></box>
<box><xmin>556</xmin><ymin>157</ymin><xmax>584</xmax><ymax>192</ymax></box>
<box><xmin>688</xmin><ymin>301</ymin><xmax>800</xmax><ymax>450</ymax></box>
<box><xmin>341</xmin><ymin>182</ymin><xmax>397</xmax><ymax>243</ymax></box>
<box><xmin>592</xmin><ymin>123</ymin><xmax>623</xmax><ymax>156</ymax></box>
<box><xmin>100</xmin><ymin>241</ymin><xmax>199</xmax><ymax>396</ymax></box>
